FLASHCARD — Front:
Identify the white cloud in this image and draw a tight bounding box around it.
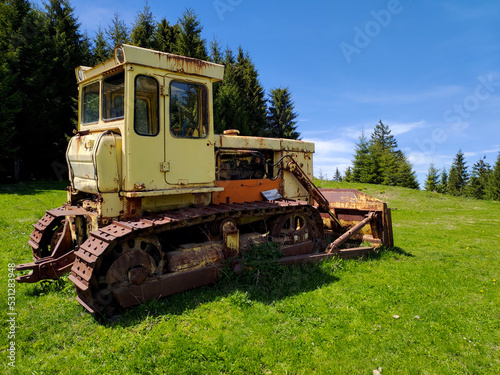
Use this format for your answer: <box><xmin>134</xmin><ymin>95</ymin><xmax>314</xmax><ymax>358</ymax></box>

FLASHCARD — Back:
<box><xmin>306</xmin><ymin>138</ymin><xmax>355</xmax><ymax>155</ymax></box>
<box><xmin>390</xmin><ymin>120</ymin><xmax>427</xmax><ymax>136</ymax></box>
<box><xmin>302</xmin><ymin>137</ymin><xmax>356</xmax><ymax>178</ymax></box>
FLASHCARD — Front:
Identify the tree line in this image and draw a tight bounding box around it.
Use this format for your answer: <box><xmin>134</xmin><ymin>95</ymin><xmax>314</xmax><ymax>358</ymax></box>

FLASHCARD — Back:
<box><xmin>341</xmin><ymin>120</ymin><xmax>420</xmax><ymax>189</ymax></box>
<box><xmin>0</xmin><ymin>0</ymin><xmax>299</xmax><ymax>181</ymax></box>
<box><xmin>425</xmin><ymin>150</ymin><xmax>500</xmax><ymax>201</ymax></box>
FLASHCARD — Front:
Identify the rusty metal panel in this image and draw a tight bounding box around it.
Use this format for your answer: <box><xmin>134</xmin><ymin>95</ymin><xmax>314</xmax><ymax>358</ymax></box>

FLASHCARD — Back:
<box><xmin>320</xmin><ymin>189</ymin><xmax>387</xmax><ymax>211</ymax></box>
<box><xmin>166</xmin><ymin>242</ymin><xmax>224</xmax><ymax>272</ymax></box>
<box><xmin>111</xmin><ymin>266</ymin><xmax>220</xmax><ymax>308</ymax></box>
<box><xmin>118</xmin><ymin>44</ymin><xmax>224</xmax><ymax>81</ymax></box>
<box><xmin>280</xmin><ymin>139</ymin><xmax>315</xmax><ymax>153</ymax></box>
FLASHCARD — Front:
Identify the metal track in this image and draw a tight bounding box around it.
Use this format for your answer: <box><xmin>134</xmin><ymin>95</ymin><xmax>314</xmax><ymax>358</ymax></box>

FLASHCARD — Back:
<box><xmin>69</xmin><ymin>200</ymin><xmax>323</xmax><ymax>315</ymax></box>
<box><xmin>16</xmin><ymin>207</ymin><xmax>79</xmax><ymax>283</ymax></box>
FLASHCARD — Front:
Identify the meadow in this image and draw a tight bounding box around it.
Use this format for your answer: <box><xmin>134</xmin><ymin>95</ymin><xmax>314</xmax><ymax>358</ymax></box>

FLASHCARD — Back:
<box><xmin>0</xmin><ymin>180</ymin><xmax>499</xmax><ymax>374</ymax></box>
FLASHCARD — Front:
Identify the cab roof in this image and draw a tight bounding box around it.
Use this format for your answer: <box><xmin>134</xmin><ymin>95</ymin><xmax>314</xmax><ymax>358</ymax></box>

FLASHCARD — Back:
<box><xmin>75</xmin><ymin>44</ymin><xmax>225</xmax><ymax>83</ymax></box>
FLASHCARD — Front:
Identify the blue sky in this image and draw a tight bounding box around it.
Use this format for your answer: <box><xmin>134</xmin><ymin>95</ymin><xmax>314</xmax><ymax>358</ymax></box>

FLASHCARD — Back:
<box><xmin>36</xmin><ymin>0</ymin><xmax>500</xmax><ymax>186</ymax></box>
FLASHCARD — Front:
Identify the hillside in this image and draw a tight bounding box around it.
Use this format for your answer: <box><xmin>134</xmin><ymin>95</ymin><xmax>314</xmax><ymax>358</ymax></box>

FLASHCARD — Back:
<box><xmin>1</xmin><ymin>181</ymin><xmax>499</xmax><ymax>374</ymax></box>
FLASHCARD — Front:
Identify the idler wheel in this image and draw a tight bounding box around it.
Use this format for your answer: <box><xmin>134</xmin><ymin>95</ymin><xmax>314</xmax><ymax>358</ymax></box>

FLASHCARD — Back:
<box><xmin>105</xmin><ymin>250</ymin><xmax>156</xmax><ymax>285</ymax></box>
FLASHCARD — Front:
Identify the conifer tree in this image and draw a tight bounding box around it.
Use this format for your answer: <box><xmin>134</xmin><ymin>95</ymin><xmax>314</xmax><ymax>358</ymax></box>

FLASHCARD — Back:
<box><xmin>465</xmin><ymin>156</ymin><xmax>491</xmax><ymax>199</ymax></box>
<box><xmin>107</xmin><ymin>12</ymin><xmax>129</xmax><ymax>48</ymax></box>
<box><xmin>394</xmin><ymin>152</ymin><xmax>419</xmax><ymax>189</ymax></box>
<box><xmin>153</xmin><ymin>18</ymin><xmax>179</xmax><ymax>53</ymax></box>
<box><xmin>350</xmin><ymin>121</ymin><xmax>418</xmax><ymax>189</ymax></box>
<box><xmin>234</xmin><ymin>47</ymin><xmax>267</xmax><ymax>136</ymax></box>
<box><xmin>175</xmin><ymin>8</ymin><xmax>207</xmax><ymax>60</ymax></box>
<box><xmin>425</xmin><ymin>163</ymin><xmax>440</xmax><ymax>192</ymax></box>
<box><xmin>369</xmin><ymin>120</ymin><xmax>398</xmax><ymax>185</ymax></box>
<box><xmin>0</xmin><ymin>0</ymin><xmax>26</xmax><ymax>179</ymax></box>
<box><xmin>267</xmin><ymin>87</ymin><xmax>299</xmax><ymax>139</ymax></box>
<box><xmin>91</xmin><ymin>25</ymin><xmax>111</xmax><ymax>64</ymax></box>
<box><xmin>351</xmin><ymin>132</ymin><xmax>371</xmax><ymax>183</ymax></box>
<box><xmin>447</xmin><ymin>149</ymin><xmax>469</xmax><ymax>196</ymax></box>
<box><xmin>209</xmin><ymin>38</ymin><xmax>224</xmax><ymax>110</ymax></box>
<box><xmin>26</xmin><ymin>0</ymin><xmax>89</xmax><ymax>178</ymax></box>
<box><xmin>344</xmin><ymin>166</ymin><xmax>352</xmax><ymax>182</ymax></box>
<box><xmin>370</xmin><ymin>120</ymin><xmax>398</xmax><ymax>151</ymax></box>
<box><xmin>334</xmin><ymin>168</ymin><xmax>343</xmax><ymax>182</ymax></box>
<box><xmin>487</xmin><ymin>152</ymin><xmax>500</xmax><ymax>200</ymax></box>
<box><xmin>209</xmin><ymin>38</ymin><xmax>224</xmax><ymax>64</ymax></box>
<box><xmin>131</xmin><ymin>2</ymin><xmax>156</xmax><ymax>49</ymax></box>
<box><xmin>213</xmin><ymin>48</ymin><xmax>248</xmax><ymax>134</ymax></box>
<box><xmin>437</xmin><ymin>168</ymin><xmax>448</xmax><ymax>194</ymax></box>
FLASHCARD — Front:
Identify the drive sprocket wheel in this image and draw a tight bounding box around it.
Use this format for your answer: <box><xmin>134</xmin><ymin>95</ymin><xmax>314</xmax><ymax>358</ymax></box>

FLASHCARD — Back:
<box><xmin>270</xmin><ymin>208</ymin><xmax>324</xmax><ymax>251</ymax></box>
<box><xmin>89</xmin><ymin>236</ymin><xmax>163</xmax><ymax>315</ymax></box>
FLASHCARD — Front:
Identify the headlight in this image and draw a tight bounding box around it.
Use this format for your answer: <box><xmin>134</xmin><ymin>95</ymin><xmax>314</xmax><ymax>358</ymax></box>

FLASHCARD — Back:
<box><xmin>77</xmin><ymin>67</ymin><xmax>84</xmax><ymax>82</ymax></box>
<box><xmin>115</xmin><ymin>47</ymin><xmax>125</xmax><ymax>64</ymax></box>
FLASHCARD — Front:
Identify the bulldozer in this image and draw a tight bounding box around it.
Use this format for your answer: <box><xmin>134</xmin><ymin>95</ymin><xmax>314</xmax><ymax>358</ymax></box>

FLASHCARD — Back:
<box><xmin>15</xmin><ymin>45</ymin><xmax>393</xmax><ymax>316</ymax></box>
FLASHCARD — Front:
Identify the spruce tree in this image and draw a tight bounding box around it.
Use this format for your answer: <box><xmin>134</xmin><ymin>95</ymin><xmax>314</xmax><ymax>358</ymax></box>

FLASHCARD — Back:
<box><xmin>369</xmin><ymin>120</ymin><xmax>398</xmax><ymax>185</ymax></box>
<box><xmin>394</xmin><ymin>152</ymin><xmax>419</xmax><ymax>189</ymax></box>
<box><xmin>213</xmin><ymin>48</ymin><xmax>248</xmax><ymax>134</ymax></box>
<box><xmin>130</xmin><ymin>2</ymin><xmax>156</xmax><ymax>49</ymax></box>
<box><xmin>153</xmin><ymin>18</ymin><xmax>179</xmax><ymax>53</ymax></box>
<box><xmin>175</xmin><ymin>8</ymin><xmax>207</xmax><ymax>60</ymax></box>
<box><xmin>234</xmin><ymin>47</ymin><xmax>267</xmax><ymax>136</ymax></box>
<box><xmin>14</xmin><ymin>0</ymin><xmax>89</xmax><ymax>179</ymax></box>
<box><xmin>350</xmin><ymin>121</ymin><xmax>418</xmax><ymax>189</ymax></box>
<box><xmin>209</xmin><ymin>38</ymin><xmax>224</xmax><ymax>64</ymax></box>
<box><xmin>487</xmin><ymin>152</ymin><xmax>500</xmax><ymax>200</ymax></box>
<box><xmin>0</xmin><ymin>0</ymin><xmax>25</xmax><ymax>179</ymax></box>
<box><xmin>370</xmin><ymin>120</ymin><xmax>398</xmax><ymax>151</ymax></box>
<box><xmin>40</xmin><ymin>1</ymin><xmax>87</xmax><ymax>164</ymax></box>
<box><xmin>334</xmin><ymin>168</ymin><xmax>343</xmax><ymax>182</ymax></box>
<box><xmin>465</xmin><ymin>156</ymin><xmax>491</xmax><ymax>199</ymax></box>
<box><xmin>344</xmin><ymin>166</ymin><xmax>352</xmax><ymax>182</ymax></box>
<box><xmin>351</xmin><ymin>132</ymin><xmax>371</xmax><ymax>183</ymax></box>
<box><xmin>425</xmin><ymin>163</ymin><xmax>440</xmax><ymax>192</ymax></box>
<box><xmin>107</xmin><ymin>12</ymin><xmax>129</xmax><ymax>48</ymax></box>
<box><xmin>437</xmin><ymin>168</ymin><xmax>448</xmax><ymax>194</ymax></box>
<box><xmin>447</xmin><ymin>149</ymin><xmax>469</xmax><ymax>196</ymax></box>
<box><xmin>91</xmin><ymin>25</ymin><xmax>111</xmax><ymax>64</ymax></box>
<box><xmin>267</xmin><ymin>87</ymin><xmax>299</xmax><ymax>139</ymax></box>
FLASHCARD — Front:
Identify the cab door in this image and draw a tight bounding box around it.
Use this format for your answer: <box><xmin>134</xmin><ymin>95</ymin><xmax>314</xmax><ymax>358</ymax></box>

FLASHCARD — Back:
<box><xmin>164</xmin><ymin>79</ymin><xmax>215</xmax><ymax>185</ymax></box>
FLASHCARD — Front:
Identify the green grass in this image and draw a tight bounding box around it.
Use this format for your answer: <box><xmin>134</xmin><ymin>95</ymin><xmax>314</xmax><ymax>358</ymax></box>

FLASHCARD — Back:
<box><xmin>1</xmin><ymin>181</ymin><xmax>499</xmax><ymax>374</ymax></box>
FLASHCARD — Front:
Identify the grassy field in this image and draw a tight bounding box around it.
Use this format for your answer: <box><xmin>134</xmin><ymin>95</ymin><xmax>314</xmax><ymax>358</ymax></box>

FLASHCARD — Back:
<box><xmin>0</xmin><ymin>180</ymin><xmax>499</xmax><ymax>374</ymax></box>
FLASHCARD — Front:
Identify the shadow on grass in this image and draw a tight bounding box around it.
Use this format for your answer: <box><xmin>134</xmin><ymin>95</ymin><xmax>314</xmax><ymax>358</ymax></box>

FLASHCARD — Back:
<box><xmin>104</xmin><ymin>246</ymin><xmax>415</xmax><ymax>326</ymax></box>
<box><xmin>102</xmin><ymin>244</ymin><xmax>421</xmax><ymax>327</ymax></box>
<box><xmin>366</xmin><ymin>246</ymin><xmax>414</xmax><ymax>260</ymax></box>
<box><xmin>0</xmin><ymin>181</ymin><xmax>67</xmax><ymax>196</ymax></box>
<box><xmin>25</xmin><ymin>276</ymin><xmax>74</xmax><ymax>297</ymax></box>
<box><xmin>103</xmin><ymin>261</ymin><xmax>342</xmax><ymax>327</ymax></box>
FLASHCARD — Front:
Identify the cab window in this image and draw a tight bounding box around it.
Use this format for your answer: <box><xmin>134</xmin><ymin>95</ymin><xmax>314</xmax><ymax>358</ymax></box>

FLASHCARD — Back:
<box><xmin>170</xmin><ymin>81</ymin><xmax>208</xmax><ymax>138</ymax></box>
<box><xmin>103</xmin><ymin>71</ymin><xmax>124</xmax><ymax>121</ymax></box>
<box><xmin>81</xmin><ymin>81</ymin><xmax>99</xmax><ymax>124</ymax></box>
<box><xmin>134</xmin><ymin>75</ymin><xmax>159</xmax><ymax>136</ymax></box>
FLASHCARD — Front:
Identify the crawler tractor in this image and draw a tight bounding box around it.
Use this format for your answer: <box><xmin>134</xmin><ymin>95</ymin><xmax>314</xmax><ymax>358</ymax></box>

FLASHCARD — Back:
<box><xmin>15</xmin><ymin>45</ymin><xmax>393</xmax><ymax>316</ymax></box>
